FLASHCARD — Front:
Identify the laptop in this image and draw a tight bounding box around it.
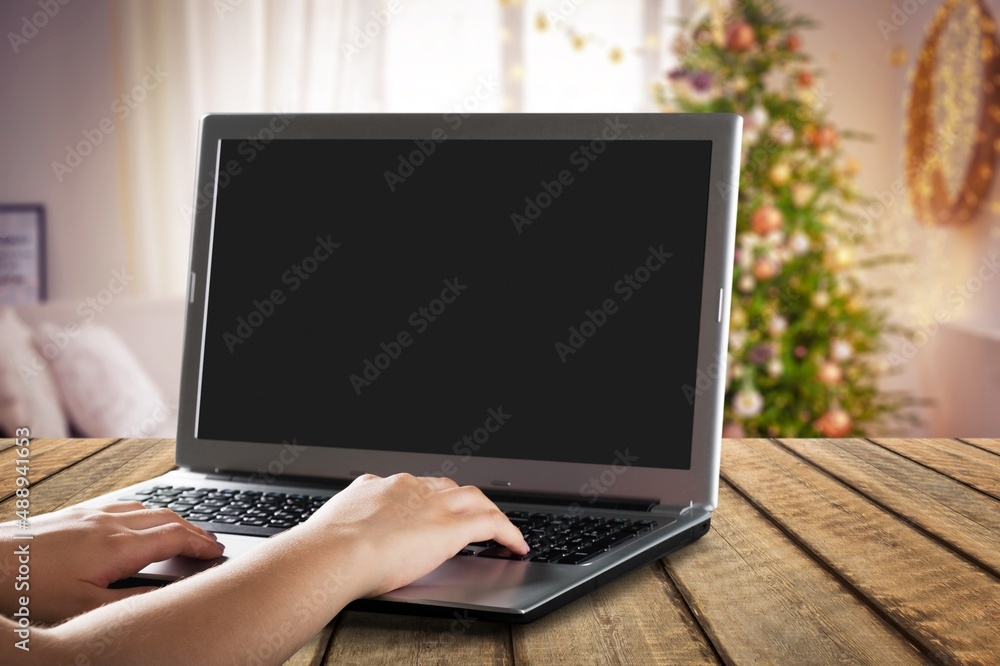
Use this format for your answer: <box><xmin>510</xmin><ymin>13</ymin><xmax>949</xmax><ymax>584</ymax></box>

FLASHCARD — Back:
<box><xmin>81</xmin><ymin>112</ymin><xmax>741</xmax><ymax>622</ymax></box>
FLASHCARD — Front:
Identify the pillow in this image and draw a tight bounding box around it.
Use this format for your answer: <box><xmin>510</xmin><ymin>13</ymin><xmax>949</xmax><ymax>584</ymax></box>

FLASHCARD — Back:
<box><xmin>39</xmin><ymin>322</ymin><xmax>174</xmax><ymax>438</ymax></box>
<box><xmin>0</xmin><ymin>308</ymin><xmax>68</xmax><ymax>438</ymax></box>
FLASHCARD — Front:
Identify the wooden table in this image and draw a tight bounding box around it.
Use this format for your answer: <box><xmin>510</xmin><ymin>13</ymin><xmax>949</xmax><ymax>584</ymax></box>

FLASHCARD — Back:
<box><xmin>2</xmin><ymin>437</ymin><xmax>999</xmax><ymax>665</ymax></box>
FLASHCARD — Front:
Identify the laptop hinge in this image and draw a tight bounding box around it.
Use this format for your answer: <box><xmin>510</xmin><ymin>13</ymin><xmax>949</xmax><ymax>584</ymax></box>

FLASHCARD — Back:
<box><xmin>224</xmin><ymin>471</ymin><xmax>353</xmax><ymax>490</ymax></box>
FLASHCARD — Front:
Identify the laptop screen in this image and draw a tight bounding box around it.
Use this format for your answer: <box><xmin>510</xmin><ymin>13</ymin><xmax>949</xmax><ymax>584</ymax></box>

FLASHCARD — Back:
<box><xmin>196</xmin><ymin>137</ymin><xmax>713</xmax><ymax>470</ymax></box>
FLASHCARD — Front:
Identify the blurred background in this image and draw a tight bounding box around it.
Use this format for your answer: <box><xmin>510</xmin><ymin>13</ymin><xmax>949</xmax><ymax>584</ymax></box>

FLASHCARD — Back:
<box><xmin>0</xmin><ymin>0</ymin><xmax>998</xmax><ymax>439</ymax></box>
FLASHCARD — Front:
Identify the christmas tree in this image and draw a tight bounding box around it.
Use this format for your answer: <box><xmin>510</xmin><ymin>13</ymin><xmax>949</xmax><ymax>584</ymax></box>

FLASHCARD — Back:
<box><xmin>661</xmin><ymin>0</ymin><xmax>915</xmax><ymax>437</ymax></box>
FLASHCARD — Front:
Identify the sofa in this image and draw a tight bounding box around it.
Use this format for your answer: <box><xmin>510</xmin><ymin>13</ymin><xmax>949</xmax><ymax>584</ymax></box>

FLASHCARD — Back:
<box><xmin>0</xmin><ymin>298</ymin><xmax>186</xmax><ymax>439</ymax></box>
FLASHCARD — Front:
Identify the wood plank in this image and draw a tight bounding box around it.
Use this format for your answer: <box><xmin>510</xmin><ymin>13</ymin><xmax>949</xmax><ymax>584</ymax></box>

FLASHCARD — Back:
<box><xmin>663</xmin><ymin>482</ymin><xmax>928</xmax><ymax>665</ymax></box>
<box><xmin>871</xmin><ymin>438</ymin><xmax>1000</xmax><ymax>500</ymax></box>
<box><xmin>959</xmin><ymin>438</ymin><xmax>1000</xmax><ymax>457</ymax></box>
<box><xmin>721</xmin><ymin>439</ymin><xmax>1000</xmax><ymax>665</ymax></box>
<box><xmin>512</xmin><ymin>562</ymin><xmax>719</xmax><ymax>665</ymax></box>
<box><xmin>325</xmin><ymin>611</ymin><xmax>511</xmax><ymax>665</ymax></box>
<box><xmin>284</xmin><ymin>623</ymin><xmax>334</xmax><ymax>666</ymax></box>
<box><xmin>0</xmin><ymin>438</ymin><xmax>118</xmax><ymax>508</ymax></box>
<box><xmin>780</xmin><ymin>438</ymin><xmax>1000</xmax><ymax>577</ymax></box>
<box><xmin>0</xmin><ymin>439</ymin><xmax>175</xmax><ymax>520</ymax></box>
<box><xmin>0</xmin><ymin>438</ymin><xmax>18</xmax><ymax>453</ymax></box>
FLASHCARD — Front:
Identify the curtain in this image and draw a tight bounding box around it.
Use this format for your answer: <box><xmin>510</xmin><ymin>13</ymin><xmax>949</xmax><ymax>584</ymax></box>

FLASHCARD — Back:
<box><xmin>110</xmin><ymin>0</ymin><xmax>383</xmax><ymax>298</ymax></box>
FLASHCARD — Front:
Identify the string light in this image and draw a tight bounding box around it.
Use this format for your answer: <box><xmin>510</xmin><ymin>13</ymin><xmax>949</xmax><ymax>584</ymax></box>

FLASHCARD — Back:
<box><xmin>904</xmin><ymin>0</ymin><xmax>1000</xmax><ymax>225</ymax></box>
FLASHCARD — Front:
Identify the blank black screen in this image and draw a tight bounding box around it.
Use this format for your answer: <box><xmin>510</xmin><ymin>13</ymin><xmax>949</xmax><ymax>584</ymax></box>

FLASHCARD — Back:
<box><xmin>198</xmin><ymin>137</ymin><xmax>712</xmax><ymax>469</ymax></box>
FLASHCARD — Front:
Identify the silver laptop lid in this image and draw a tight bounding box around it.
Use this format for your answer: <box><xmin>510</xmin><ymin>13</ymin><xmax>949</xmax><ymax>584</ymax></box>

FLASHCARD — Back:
<box><xmin>176</xmin><ymin>113</ymin><xmax>740</xmax><ymax>511</ymax></box>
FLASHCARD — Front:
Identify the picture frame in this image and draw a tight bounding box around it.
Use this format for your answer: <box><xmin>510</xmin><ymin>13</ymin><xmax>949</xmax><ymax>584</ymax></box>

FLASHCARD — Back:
<box><xmin>0</xmin><ymin>204</ymin><xmax>47</xmax><ymax>304</ymax></box>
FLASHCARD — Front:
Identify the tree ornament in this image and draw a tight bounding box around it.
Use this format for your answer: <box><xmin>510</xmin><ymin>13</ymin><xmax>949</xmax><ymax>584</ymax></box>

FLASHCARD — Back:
<box><xmin>745</xmin><ymin>104</ymin><xmax>769</xmax><ymax>131</ymax></box>
<box><xmin>817</xmin><ymin>360</ymin><xmax>843</xmax><ymax>385</ymax></box>
<box><xmin>726</xmin><ymin>22</ymin><xmax>756</xmax><ymax>52</ymax></box>
<box><xmin>753</xmin><ymin>257</ymin><xmax>778</xmax><ymax>280</ymax></box>
<box><xmin>815</xmin><ymin>407</ymin><xmax>852</xmax><ymax>437</ymax></box>
<box><xmin>807</xmin><ymin>125</ymin><xmax>838</xmax><ymax>150</ymax></box>
<box><xmin>734</xmin><ymin>386</ymin><xmax>764</xmax><ymax>417</ymax></box>
<box><xmin>796</xmin><ymin>70</ymin><xmax>814</xmax><ymax>88</ymax></box>
<box><xmin>690</xmin><ymin>71</ymin><xmax>713</xmax><ymax>92</ymax></box>
<box><xmin>786</xmin><ymin>33</ymin><xmax>802</xmax><ymax>52</ymax></box>
<box><xmin>812</xmin><ymin>290</ymin><xmax>830</xmax><ymax>308</ymax></box>
<box><xmin>791</xmin><ymin>183</ymin><xmax>816</xmax><ymax>208</ymax></box>
<box><xmin>789</xmin><ymin>231</ymin><xmax>810</xmax><ymax>254</ymax></box>
<box><xmin>770</xmin><ymin>122</ymin><xmax>794</xmax><ymax>146</ymax></box>
<box><xmin>768</xmin><ymin>314</ymin><xmax>788</xmax><ymax>336</ymax></box>
<box><xmin>751</xmin><ymin>204</ymin><xmax>783</xmax><ymax>235</ymax></box>
<box><xmin>730</xmin><ymin>75</ymin><xmax>749</xmax><ymax>93</ymax></box>
<box><xmin>831</xmin><ymin>339</ymin><xmax>853</xmax><ymax>361</ymax></box>
<box><xmin>769</xmin><ymin>162</ymin><xmax>791</xmax><ymax>186</ymax></box>
<box><xmin>824</xmin><ymin>245</ymin><xmax>854</xmax><ymax>270</ymax></box>
<box><xmin>748</xmin><ymin>343</ymin><xmax>774</xmax><ymax>365</ymax></box>
<box><xmin>737</xmin><ymin>273</ymin><xmax>756</xmax><ymax>293</ymax></box>
<box><xmin>767</xmin><ymin>357</ymin><xmax>784</xmax><ymax>377</ymax></box>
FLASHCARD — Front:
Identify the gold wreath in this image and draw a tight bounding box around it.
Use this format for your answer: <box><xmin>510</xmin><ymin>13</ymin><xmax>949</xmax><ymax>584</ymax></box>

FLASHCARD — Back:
<box><xmin>905</xmin><ymin>0</ymin><xmax>1000</xmax><ymax>225</ymax></box>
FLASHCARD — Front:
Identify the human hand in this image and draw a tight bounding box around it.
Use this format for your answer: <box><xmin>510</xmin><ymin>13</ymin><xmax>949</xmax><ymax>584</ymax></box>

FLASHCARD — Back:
<box><xmin>0</xmin><ymin>502</ymin><xmax>224</xmax><ymax>624</ymax></box>
<box><xmin>304</xmin><ymin>474</ymin><xmax>528</xmax><ymax>598</ymax></box>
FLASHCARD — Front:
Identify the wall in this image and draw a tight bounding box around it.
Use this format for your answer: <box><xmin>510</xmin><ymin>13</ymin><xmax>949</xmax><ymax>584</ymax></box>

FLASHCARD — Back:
<box><xmin>0</xmin><ymin>0</ymin><xmax>129</xmax><ymax>301</ymax></box>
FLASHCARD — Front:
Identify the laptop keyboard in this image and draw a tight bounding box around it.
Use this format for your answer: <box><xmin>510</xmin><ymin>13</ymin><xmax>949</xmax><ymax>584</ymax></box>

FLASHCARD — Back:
<box><xmin>120</xmin><ymin>485</ymin><xmax>659</xmax><ymax>565</ymax></box>
<box><xmin>464</xmin><ymin>511</ymin><xmax>658</xmax><ymax>564</ymax></box>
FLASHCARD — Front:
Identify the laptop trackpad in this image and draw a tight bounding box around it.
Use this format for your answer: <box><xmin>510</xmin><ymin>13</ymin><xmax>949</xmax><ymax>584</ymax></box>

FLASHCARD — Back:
<box><xmin>134</xmin><ymin>533</ymin><xmax>266</xmax><ymax>581</ymax></box>
<box><xmin>132</xmin><ymin>532</ymin><xmax>570</xmax><ymax>609</ymax></box>
<box><xmin>380</xmin><ymin>555</ymin><xmax>578</xmax><ymax>608</ymax></box>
